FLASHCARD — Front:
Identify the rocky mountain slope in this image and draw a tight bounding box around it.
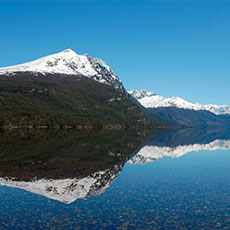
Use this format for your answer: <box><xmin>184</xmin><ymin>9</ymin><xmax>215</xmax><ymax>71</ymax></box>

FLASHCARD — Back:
<box><xmin>0</xmin><ymin>49</ymin><xmax>124</xmax><ymax>91</ymax></box>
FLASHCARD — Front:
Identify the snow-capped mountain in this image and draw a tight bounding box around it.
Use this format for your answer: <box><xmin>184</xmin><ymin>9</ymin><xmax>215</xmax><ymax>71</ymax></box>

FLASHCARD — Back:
<box><xmin>0</xmin><ymin>49</ymin><xmax>124</xmax><ymax>91</ymax></box>
<box><xmin>0</xmin><ymin>163</ymin><xmax>123</xmax><ymax>204</ymax></box>
<box><xmin>128</xmin><ymin>139</ymin><xmax>230</xmax><ymax>165</ymax></box>
<box><xmin>129</xmin><ymin>89</ymin><xmax>230</xmax><ymax>115</ymax></box>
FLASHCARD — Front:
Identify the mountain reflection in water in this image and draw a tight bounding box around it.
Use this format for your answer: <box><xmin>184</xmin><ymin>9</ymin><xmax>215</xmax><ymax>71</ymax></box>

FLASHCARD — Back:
<box><xmin>0</xmin><ymin>128</ymin><xmax>230</xmax><ymax>204</ymax></box>
<box><xmin>0</xmin><ymin>129</ymin><xmax>146</xmax><ymax>203</ymax></box>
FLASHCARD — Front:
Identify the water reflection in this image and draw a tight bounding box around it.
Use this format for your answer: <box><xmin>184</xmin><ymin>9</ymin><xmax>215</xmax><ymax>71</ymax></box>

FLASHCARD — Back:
<box><xmin>0</xmin><ymin>128</ymin><xmax>230</xmax><ymax>204</ymax></box>
<box><xmin>0</xmin><ymin>129</ymin><xmax>146</xmax><ymax>203</ymax></box>
<box><xmin>129</xmin><ymin>128</ymin><xmax>230</xmax><ymax>164</ymax></box>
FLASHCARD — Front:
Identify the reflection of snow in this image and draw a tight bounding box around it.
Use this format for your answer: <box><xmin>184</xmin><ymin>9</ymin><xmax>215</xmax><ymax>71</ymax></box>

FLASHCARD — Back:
<box><xmin>0</xmin><ymin>164</ymin><xmax>122</xmax><ymax>204</ymax></box>
<box><xmin>128</xmin><ymin>139</ymin><xmax>230</xmax><ymax>164</ymax></box>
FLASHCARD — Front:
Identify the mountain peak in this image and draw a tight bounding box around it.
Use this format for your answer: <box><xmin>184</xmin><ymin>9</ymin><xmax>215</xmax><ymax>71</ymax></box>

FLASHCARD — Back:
<box><xmin>61</xmin><ymin>48</ymin><xmax>75</xmax><ymax>53</ymax></box>
<box><xmin>0</xmin><ymin>49</ymin><xmax>125</xmax><ymax>91</ymax></box>
<box><xmin>58</xmin><ymin>48</ymin><xmax>79</xmax><ymax>56</ymax></box>
<box><xmin>128</xmin><ymin>89</ymin><xmax>156</xmax><ymax>99</ymax></box>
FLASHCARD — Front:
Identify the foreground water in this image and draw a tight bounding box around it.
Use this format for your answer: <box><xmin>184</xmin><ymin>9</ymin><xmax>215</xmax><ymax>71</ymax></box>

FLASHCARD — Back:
<box><xmin>0</xmin><ymin>128</ymin><xmax>230</xmax><ymax>229</ymax></box>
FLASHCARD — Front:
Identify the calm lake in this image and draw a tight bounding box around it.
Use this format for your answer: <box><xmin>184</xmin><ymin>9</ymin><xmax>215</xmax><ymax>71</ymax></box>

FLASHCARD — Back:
<box><xmin>0</xmin><ymin>128</ymin><xmax>230</xmax><ymax>229</ymax></box>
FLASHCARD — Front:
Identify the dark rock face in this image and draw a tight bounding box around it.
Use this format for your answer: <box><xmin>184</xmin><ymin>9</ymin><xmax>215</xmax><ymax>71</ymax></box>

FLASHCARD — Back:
<box><xmin>85</xmin><ymin>54</ymin><xmax>125</xmax><ymax>92</ymax></box>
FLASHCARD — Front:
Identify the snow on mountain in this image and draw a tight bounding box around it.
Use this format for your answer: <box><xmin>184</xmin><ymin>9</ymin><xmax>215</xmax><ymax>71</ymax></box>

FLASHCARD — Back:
<box><xmin>0</xmin><ymin>163</ymin><xmax>122</xmax><ymax>204</ymax></box>
<box><xmin>128</xmin><ymin>139</ymin><xmax>230</xmax><ymax>165</ymax></box>
<box><xmin>129</xmin><ymin>89</ymin><xmax>230</xmax><ymax>115</ymax></box>
<box><xmin>0</xmin><ymin>49</ymin><xmax>124</xmax><ymax>91</ymax></box>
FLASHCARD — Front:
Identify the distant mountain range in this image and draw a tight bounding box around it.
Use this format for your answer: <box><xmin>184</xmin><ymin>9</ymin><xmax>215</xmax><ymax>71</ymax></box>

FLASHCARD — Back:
<box><xmin>129</xmin><ymin>89</ymin><xmax>230</xmax><ymax>115</ymax></box>
<box><xmin>0</xmin><ymin>49</ymin><xmax>229</xmax><ymax>128</ymax></box>
<box><xmin>129</xmin><ymin>89</ymin><xmax>230</xmax><ymax>127</ymax></box>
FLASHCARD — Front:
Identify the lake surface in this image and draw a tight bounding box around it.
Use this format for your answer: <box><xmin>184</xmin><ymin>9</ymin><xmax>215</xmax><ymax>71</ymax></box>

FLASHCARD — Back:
<box><xmin>0</xmin><ymin>128</ymin><xmax>230</xmax><ymax>229</ymax></box>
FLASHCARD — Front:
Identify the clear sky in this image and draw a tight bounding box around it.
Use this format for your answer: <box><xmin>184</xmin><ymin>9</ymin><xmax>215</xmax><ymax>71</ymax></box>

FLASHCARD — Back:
<box><xmin>0</xmin><ymin>0</ymin><xmax>230</xmax><ymax>105</ymax></box>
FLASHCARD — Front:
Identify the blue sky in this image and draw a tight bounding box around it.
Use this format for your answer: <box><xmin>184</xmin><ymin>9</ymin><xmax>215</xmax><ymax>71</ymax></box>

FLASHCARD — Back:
<box><xmin>0</xmin><ymin>1</ymin><xmax>229</xmax><ymax>105</ymax></box>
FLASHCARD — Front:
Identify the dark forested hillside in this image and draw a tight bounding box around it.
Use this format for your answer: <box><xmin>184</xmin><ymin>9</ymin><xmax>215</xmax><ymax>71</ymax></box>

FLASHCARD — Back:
<box><xmin>149</xmin><ymin>107</ymin><xmax>230</xmax><ymax>128</ymax></box>
<box><xmin>0</xmin><ymin>73</ymin><xmax>162</xmax><ymax>129</ymax></box>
